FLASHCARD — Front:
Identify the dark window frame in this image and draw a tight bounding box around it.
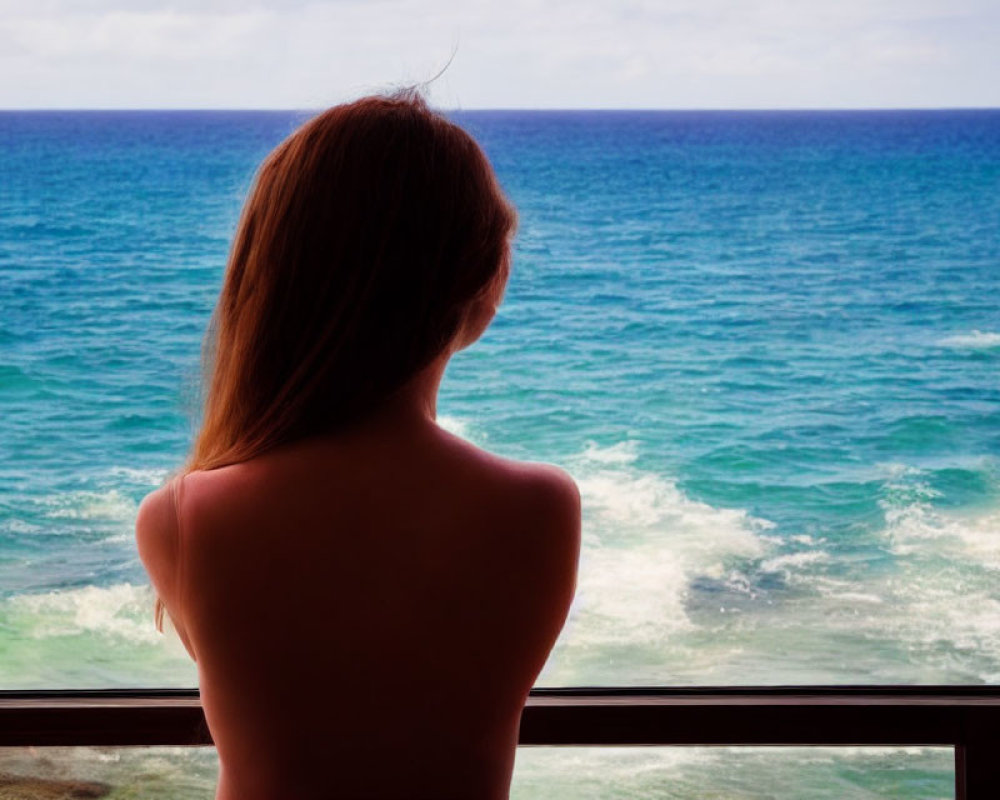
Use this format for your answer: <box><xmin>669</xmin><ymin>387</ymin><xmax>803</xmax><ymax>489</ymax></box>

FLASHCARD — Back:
<box><xmin>2</xmin><ymin>686</ymin><xmax>998</xmax><ymax>797</ymax></box>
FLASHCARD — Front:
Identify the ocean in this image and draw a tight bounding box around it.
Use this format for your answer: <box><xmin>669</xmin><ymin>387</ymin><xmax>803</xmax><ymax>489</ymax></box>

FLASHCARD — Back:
<box><xmin>1</xmin><ymin>109</ymin><xmax>997</xmax><ymax>796</ymax></box>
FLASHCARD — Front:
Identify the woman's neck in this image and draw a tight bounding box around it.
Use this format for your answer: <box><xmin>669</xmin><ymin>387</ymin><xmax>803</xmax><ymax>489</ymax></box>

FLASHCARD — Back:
<box><xmin>353</xmin><ymin>351</ymin><xmax>451</xmax><ymax>434</ymax></box>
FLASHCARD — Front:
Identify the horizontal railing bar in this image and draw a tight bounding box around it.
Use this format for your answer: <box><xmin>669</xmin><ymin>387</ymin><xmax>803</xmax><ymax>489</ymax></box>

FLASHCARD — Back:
<box><xmin>534</xmin><ymin>685</ymin><xmax>1000</xmax><ymax>698</ymax></box>
<box><xmin>5</xmin><ymin>684</ymin><xmax>1000</xmax><ymax>699</ymax></box>
<box><xmin>1</xmin><ymin>687</ymin><xmax>999</xmax><ymax>748</ymax></box>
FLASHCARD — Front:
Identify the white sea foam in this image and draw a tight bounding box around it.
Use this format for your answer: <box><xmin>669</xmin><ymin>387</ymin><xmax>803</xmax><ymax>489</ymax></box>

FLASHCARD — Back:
<box><xmin>97</xmin><ymin>533</ymin><xmax>132</xmax><ymax>544</ymax></box>
<box><xmin>541</xmin><ymin>442</ymin><xmax>772</xmax><ymax>677</ymax></box>
<box><xmin>884</xmin><ymin>495</ymin><xmax>1000</xmax><ymax>569</ymax></box>
<box><xmin>800</xmin><ymin>493</ymin><xmax>1000</xmax><ymax>682</ymax></box>
<box><xmin>107</xmin><ymin>466</ymin><xmax>171</xmax><ymax>486</ymax></box>
<box><xmin>544</xmin><ymin>449</ymin><xmax>1000</xmax><ymax>684</ymax></box>
<box><xmin>4</xmin><ymin>518</ymin><xmax>41</xmax><ymax>534</ymax></box>
<box><xmin>760</xmin><ymin>550</ymin><xmax>831</xmax><ymax>576</ymax></box>
<box><xmin>437</xmin><ymin>414</ymin><xmax>472</xmax><ymax>439</ymax></box>
<box><xmin>579</xmin><ymin>439</ymin><xmax>639</xmax><ymax>465</ymax></box>
<box><xmin>938</xmin><ymin>330</ymin><xmax>1000</xmax><ymax>348</ymax></box>
<box><xmin>811</xmin><ymin>575</ymin><xmax>886</xmax><ymax>605</ymax></box>
<box><xmin>8</xmin><ymin>583</ymin><xmax>168</xmax><ymax>647</ymax></box>
<box><xmin>43</xmin><ymin>489</ymin><xmax>137</xmax><ymax>521</ymax></box>
<box><xmin>824</xmin><ymin>591</ymin><xmax>885</xmax><ymax>605</ymax></box>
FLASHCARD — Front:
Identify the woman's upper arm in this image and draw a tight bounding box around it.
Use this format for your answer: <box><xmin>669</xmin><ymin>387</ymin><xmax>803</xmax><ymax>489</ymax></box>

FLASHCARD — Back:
<box><xmin>136</xmin><ymin>486</ymin><xmax>178</xmax><ymax>600</ymax></box>
<box><xmin>527</xmin><ymin>465</ymin><xmax>582</xmax><ymax>618</ymax></box>
<box><xmin>502</xmin><ymin>464</ymin><xmax>582</xmax><ymax>663</ymax></box>
<box><xmin>135</xmin><ymin>482</ymin><xmax>197</xmax><ymax>660</ymax></box>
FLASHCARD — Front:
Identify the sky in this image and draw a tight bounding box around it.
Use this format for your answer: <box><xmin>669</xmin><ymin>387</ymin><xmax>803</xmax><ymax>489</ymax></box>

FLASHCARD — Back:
<box><xmin>1</xmin><ymin>0</ymin><xmax>998</xmax><ymax>109</ymax></box>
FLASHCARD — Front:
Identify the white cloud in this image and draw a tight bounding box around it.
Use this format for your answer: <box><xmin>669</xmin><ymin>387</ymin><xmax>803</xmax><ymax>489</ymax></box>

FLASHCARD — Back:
<box><xmin>0</xmin><ymin>0</ymin><xmax>997</xmax><ymax>108</ymax></box>
<box><xmin>7</xmin><ymin>10</ymin><xmax>271</xmax><ymax>61</ymax></box>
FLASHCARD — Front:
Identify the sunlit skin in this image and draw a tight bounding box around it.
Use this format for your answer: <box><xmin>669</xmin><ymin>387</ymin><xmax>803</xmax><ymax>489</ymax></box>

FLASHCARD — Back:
<box><xmin>136</xmin><ymin>282</ymin><xmax>581</xmax><ymax>799</ymax></box>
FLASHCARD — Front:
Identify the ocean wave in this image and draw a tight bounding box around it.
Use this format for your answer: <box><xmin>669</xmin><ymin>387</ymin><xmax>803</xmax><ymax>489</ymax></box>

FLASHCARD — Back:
<box><xmin>34</xmin><ymin>462</ymin><xmax>173</xmax><ymax>523</ymax></box>
<box><xmin>540</xmin><ymin>442</ymin><xmax>772</xmax><ymax>679</ymax></box>
<box><xmin>578</xmin><ymin>440</ymin><xmax>639</xmax><ymax>465</ymax></box>
<box><xmin>880</xmin><ymin>467</ymin><xmax>1000</xmax><ymax>568</ymax></box>
<box><xmin>106</xmin><ymin>466</ymin><xmax>171</xmax><ymax>486</ymax></box>
<box><xmin>3</xmin><ymin>518</ymin><xmax>41</xmax><ymax>535</ymax></box>
<box><xmin>545</xmin><ymin>451</ymin><xmax>1000</xmax><ymax>684</ymax></box>
<box><xmin>0</xmin><ymin>582</ymin><xmax>196</xmax><ymax>687</ymax></box>
<box><xmin>805</xmin><ymin>488</ymin><xmax>1000</xmax><ymax>682</ymax></box>
<box><xmin>42</xmin><ymin>489</ymin><xmax>137</xmax><ymax>521</ymax></box>
<box><xmin>7</xmin><ymin>583</ymin><xmax>166</xmax><ymax>646</ymax></box>
<box><xmin>760</xmin><ymin>550</ymin><xmax>831</xmax><ymax>576</ymax></box>
<box><xmin>938</xmin><ymin>330</ymin><xmax>1000</xmax><ymax>349</ymax></box>
<box><xmin>437</xmin><ymin>414</ymin><xmax>472</xmax><ymax>439</ymax></box>
<box><xmin>812</xmin><ymin>583</ymin><xmax>885</xmax><ymax>605</ymax></box>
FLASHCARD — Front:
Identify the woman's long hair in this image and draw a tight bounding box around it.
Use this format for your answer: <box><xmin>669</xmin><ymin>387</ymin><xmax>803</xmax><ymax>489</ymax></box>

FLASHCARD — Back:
<box><xmin>154</xmin><ymin>91</ymin><xmax>516</xmax><ymax>630</ymax></box>
<box><xmin>192</xmin><ymin>90</ymin><xmax>515</xmax><ymax>471</ymax></box>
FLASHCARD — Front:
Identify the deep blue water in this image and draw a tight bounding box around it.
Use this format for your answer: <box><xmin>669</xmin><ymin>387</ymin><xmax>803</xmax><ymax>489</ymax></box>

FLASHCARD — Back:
<box><xmin>1</xmin><ymin>109</ymin><xmax>998</xmax><ymax>797</ymax></box>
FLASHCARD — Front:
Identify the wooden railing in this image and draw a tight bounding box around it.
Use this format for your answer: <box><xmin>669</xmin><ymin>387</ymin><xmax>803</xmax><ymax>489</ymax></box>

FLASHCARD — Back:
<box><xmin>2</xmin><ymin>686</ymin><xmax>998</xmax><ymax>797</ymax></box>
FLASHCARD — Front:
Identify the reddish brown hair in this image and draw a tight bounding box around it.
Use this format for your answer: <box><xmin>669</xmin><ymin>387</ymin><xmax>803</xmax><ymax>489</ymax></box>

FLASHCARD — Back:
<box><xmin>188</xmin><ymin>90</ymin><xmax>517</xmax><ymax>472</ymax></box>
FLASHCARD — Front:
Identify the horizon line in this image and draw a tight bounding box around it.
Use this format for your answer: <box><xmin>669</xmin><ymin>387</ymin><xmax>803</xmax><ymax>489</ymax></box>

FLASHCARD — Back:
<box><xmin>1</xmin><ymin>105</ymin><xmax>998</xmax><ymax>114</ymax></box>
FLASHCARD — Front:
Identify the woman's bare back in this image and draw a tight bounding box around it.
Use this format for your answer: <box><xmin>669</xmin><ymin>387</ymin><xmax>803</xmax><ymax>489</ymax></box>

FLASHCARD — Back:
<box><xmin>137</xmin><ymin>418</ymin><xmax>580</xmax><ymax>799</ymax></box>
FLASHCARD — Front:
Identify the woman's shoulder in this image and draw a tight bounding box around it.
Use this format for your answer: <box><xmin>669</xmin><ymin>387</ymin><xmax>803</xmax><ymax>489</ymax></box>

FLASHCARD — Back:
<box><xmin>493</xmin><ymin>458</ymin><xmax>582</xmax><ymax>538</ymax></box>
<box><xmin>150</xmin><ymin>427</ymin><xmax>581</xmax><ymax>548</ymax></box>
<box><xmin>164</xmin><ymin>461</ymin><xmax>265</xmax><ymax>526</ymax></box>
<box><xmin>136</xmin><ymin>474</ymin><xmax>198</xmax><ymax>569</ymax></box>
<box><xmin>432</xmin><ymin>427</ymin><xmax>581</xmax><ymax>582</ymax></box>
<box><xmin>434</xmin><ymin>424</ymin><xmax>580</xmax><ymax>520</ymax></box>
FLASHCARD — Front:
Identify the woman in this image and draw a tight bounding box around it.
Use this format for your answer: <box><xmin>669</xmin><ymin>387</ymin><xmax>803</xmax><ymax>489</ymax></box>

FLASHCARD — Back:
<box><xmin>135</xmin><ymin>91</ymin><xmax>581</xmax><ymax>800</ymax></box>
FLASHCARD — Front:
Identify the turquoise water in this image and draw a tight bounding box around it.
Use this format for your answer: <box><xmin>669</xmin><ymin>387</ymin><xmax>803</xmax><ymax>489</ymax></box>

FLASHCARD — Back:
<box><xmin>1</xmin><ymin>110</ymin><xmax>997</xmax><ymax>795</ymax></box>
